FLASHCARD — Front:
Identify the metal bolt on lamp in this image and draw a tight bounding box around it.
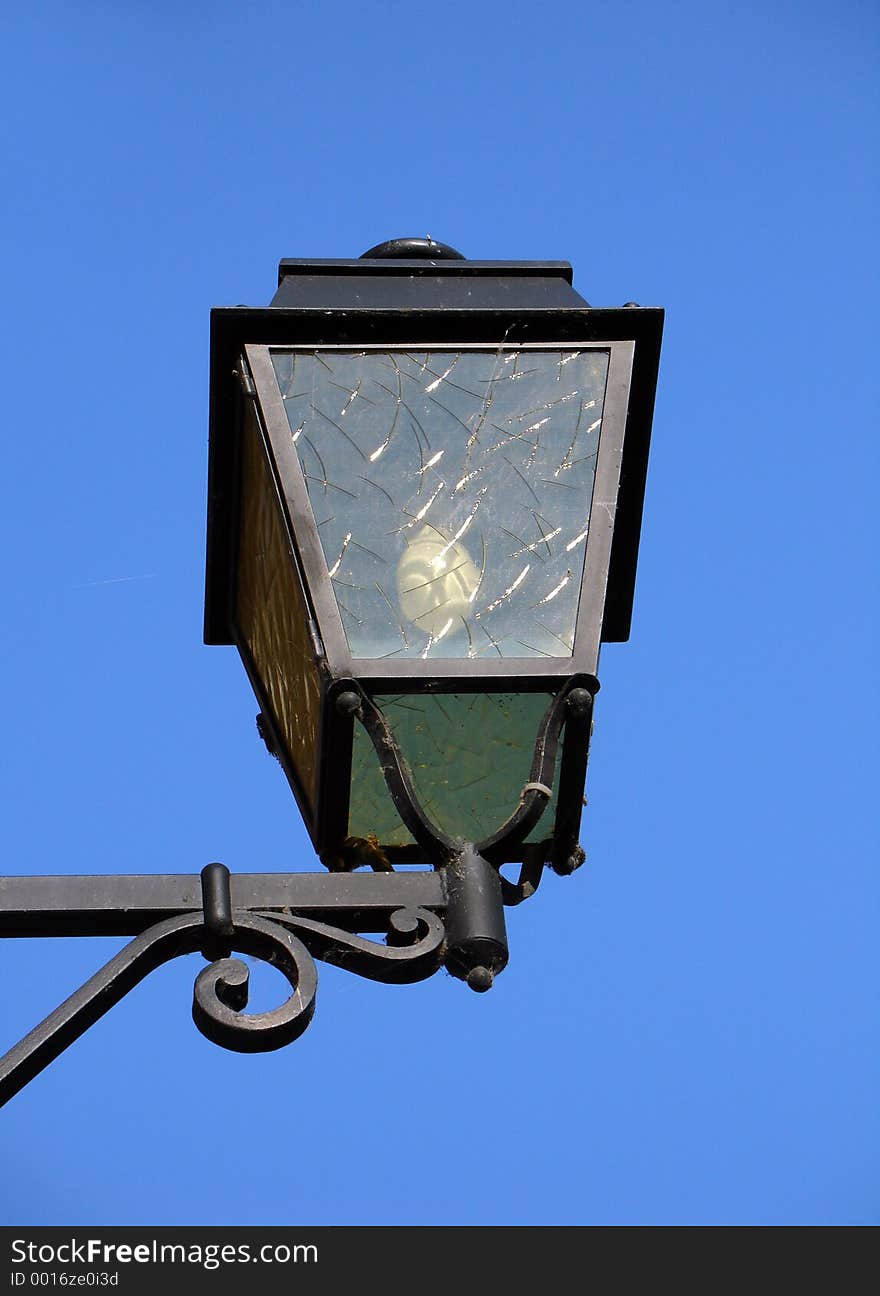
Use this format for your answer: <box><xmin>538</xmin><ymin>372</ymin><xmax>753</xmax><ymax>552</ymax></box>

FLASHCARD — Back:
<box><xmin>0</xmin><ymin>239</ymin><xmax>663</xmax><ymax>1104</ymax></box>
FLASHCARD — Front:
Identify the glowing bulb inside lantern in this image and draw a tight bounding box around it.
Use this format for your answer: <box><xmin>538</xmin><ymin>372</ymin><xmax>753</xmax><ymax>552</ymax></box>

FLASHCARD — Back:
<box><xmin>396</xmin><ymin>524</ymin><xmax>481</xmax><ymax>638</ymax></box>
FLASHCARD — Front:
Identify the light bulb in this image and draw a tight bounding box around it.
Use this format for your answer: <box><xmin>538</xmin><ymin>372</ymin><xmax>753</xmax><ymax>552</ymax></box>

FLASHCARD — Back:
<box><xmin>396</xmin><ymin>524</ymin><xmax>481</xmax><ymax>639</ymax></box>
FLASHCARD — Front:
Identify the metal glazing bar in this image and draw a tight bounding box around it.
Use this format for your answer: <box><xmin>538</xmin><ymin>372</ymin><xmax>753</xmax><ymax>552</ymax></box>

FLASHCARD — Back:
<box><xmin>549</xmin><ymin>687</ymin><xmax>595</xmax><ymax>874</ymax></box>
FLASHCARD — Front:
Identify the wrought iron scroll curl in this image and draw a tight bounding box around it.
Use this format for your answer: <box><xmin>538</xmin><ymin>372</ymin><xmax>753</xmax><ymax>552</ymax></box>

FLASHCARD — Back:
<box><xmin>0</xmin><ymin>878</ymin><xmax>446</xmax><ymax>1107</ymax></box>
<box><xmin>191</xmin><ymin>910</ymin><xmax>318</xmax><ymax>1053</ymax></box>
<box><xmin>0</xmin><ymin>908</ymin><xmax>314</xmax><ymax>1107</ymax></box>
<box><xmin>258</xmin><ymin>905</ymin><xmax>445</xmax><ymax>984</ymax></box>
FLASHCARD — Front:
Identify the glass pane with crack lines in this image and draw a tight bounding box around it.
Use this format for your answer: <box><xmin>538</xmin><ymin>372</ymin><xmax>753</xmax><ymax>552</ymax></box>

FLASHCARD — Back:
<box><xmin>271</xmin><ymin>347</ymin><xmax>609</xmax><ymax>660</ymax></box>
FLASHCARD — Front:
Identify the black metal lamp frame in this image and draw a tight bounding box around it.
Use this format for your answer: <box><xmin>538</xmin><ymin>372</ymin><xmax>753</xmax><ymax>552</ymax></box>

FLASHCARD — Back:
<box><xmin>206</xmin><ymin>257</ymin><xmax>662</xmax><ymax>869</ymax></box>
<box><xmin>238</xmin><ymin>338</ymin><xmax>628</xmax><ymax>869</ymax></box>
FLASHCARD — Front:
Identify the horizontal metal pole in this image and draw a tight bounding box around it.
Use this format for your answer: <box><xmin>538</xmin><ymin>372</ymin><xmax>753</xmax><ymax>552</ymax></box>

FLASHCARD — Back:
<box><xmin>0</xmin><ymin>871</ymin><xmax>446</xmax><ymax>938</ymax></box>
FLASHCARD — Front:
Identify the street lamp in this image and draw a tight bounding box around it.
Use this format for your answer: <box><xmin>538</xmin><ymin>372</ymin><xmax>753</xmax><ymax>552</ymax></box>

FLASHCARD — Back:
<box><xmin>0</xmin><ymin>239</ymin><xmax>662</xmax><ymax>1104</ymax></box>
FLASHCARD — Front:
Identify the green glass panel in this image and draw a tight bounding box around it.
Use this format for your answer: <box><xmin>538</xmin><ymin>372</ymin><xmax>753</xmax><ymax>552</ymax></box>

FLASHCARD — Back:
<box><xmin>348</xmin><ymin>692</ymin><xmax>559</xmax><ymax>849</ymax></box>
<box><xmin>271</xmin><ymin>347</ymin><xmax>609</xmax><ymax>660</ymax></box>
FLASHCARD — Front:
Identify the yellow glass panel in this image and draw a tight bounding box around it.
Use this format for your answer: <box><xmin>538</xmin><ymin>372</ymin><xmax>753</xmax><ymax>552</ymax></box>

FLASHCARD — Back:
<box><xmin>235</xmin><ymin>401</ymin><xmax>322</xmax><ymax>814</ymax></box>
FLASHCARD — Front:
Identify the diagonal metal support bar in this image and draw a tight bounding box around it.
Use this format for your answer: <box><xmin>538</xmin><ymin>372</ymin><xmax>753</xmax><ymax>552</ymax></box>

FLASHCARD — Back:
<box><xmin>0</xmin><ymin>908</ymin><xmax>318</xmax><ymax>1109</ymax></box>
<box><xmin>0</xmin><ymin>867</ymin><xmax>450</xmax><ymax>1108</ymax></box>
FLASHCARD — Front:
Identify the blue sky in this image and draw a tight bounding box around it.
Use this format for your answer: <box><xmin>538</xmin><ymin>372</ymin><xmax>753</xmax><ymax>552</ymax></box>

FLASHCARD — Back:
<box><xmin>1</xmin><ymin>0</ymin><xmax>877</xmax><ymax>1225</ymax></box>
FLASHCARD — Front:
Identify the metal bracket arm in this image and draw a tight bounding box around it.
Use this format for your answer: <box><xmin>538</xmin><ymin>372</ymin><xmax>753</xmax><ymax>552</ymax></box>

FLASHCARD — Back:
<box><xmin>0</xmin><ymin>866</ymin><xmax>448</xmax><ymax>1108</ymax></box>
<box><xmin>0</xmin><ymin>869</ymin><xmax>445</xmax><ymax>938</ymax></box>
<box><xmin>0</xmin><ymin>672</ymin><xmax>595</xmax><ymax>1106</ymax></box>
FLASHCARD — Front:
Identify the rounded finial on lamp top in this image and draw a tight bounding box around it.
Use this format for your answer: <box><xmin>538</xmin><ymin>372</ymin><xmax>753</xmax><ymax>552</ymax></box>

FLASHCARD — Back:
<box><xmin>360</xmin><ymin>237</ymin><xmax>465</xmax><ymax>260</ymax></box>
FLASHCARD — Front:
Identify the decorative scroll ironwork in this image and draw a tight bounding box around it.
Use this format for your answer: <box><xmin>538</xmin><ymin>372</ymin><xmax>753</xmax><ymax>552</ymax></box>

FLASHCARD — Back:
<box><xmin>0</xmin><ymin>871</ymin><xmax>448</xmax><ymax>1108</ymax></box>
<box><xmin>259</xmin><ymin>906</ymin><xmax>445</xmax><ymax>984</ymax></box>
<box><xmin>0</xmin><ymin>910</ymin><xmax>310</xmax><ymax>1107</ymax></box>
<box><xmin>191</xmin><ymin>911</ymin><xmax>318</xmax><ymax>1053</ymax></box>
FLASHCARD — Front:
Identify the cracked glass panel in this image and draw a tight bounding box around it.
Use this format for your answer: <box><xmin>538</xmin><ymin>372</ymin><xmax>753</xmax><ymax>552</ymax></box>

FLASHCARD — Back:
<box><xmin>271</xmin><ymin>347</ymin><xmax>609</xmax><ymax>659</ymax></box>
<box><xmin>348</xmin><ymin>692</ymin><xmax>559</xmax><ymax>849</ymax></box>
